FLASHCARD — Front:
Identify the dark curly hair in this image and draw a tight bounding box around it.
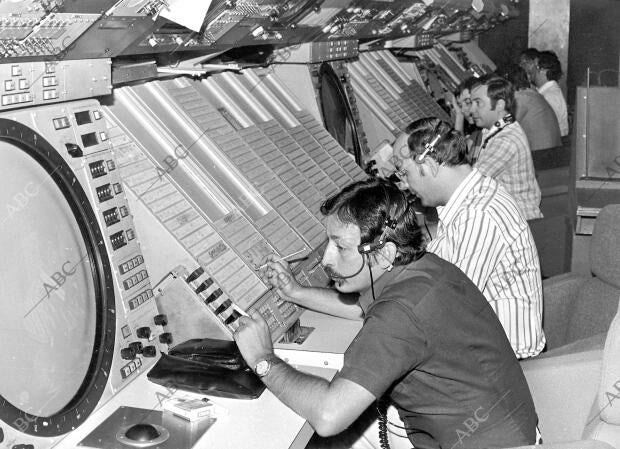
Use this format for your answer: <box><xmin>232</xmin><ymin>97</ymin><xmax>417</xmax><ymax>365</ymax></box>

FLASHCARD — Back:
<box><xmin>320</xmin><ymin>179</ymin><xmax>425</xmax><ymax>265</ymax></box>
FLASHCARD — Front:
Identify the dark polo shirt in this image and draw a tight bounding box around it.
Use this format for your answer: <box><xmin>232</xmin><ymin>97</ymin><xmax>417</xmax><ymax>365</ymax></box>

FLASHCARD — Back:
<box><xmin>335</xmin><ymin>252</ymin><xmax>537</xmax><ymax>449</ymax></box>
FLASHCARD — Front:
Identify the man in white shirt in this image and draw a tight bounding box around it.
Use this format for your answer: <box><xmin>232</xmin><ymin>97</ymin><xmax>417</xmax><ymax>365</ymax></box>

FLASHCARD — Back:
<box><xmin>533</xmin><ymin>51</ymin><xmax>569</xmax><ymax>136</ymax></box>
<box><xmin>391</xmin><ymin>117</ymin><xmax>545</xmax><ymax>359</ymax></box>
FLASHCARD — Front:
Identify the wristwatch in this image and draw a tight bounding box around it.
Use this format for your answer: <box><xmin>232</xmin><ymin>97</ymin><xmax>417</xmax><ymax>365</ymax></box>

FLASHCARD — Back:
<box><xmin>254</xmin><ymin>354</ymin><xmax>281</xmax><ymax>378</ymax></box>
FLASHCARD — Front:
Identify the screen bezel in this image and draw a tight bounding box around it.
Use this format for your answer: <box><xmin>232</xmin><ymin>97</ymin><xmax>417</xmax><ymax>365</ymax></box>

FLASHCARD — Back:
<box><xmin>0</xmin><ymin>118</ymin><xmax>116</xmax><ymax>437</ymax></box>
<box><xmin>317</xmin><ymin>62</ymin><xmax>364</xmax><ymax>167</ymax></box>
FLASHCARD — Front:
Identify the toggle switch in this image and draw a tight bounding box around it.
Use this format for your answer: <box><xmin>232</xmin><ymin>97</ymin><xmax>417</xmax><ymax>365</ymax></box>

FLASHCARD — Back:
<box><xmin>154</xmin><ymin>314</ymin><xmax>168</xmax><ymax>326</ymax></box>
<box><xmin>143</xmin><ymin>346</ymin><xmax>157</xmax><ymax>357</ymax></box>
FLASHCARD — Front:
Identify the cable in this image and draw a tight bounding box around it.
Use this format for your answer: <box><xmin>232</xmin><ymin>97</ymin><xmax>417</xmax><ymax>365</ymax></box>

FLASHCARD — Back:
<box><xmin>424</xmin><ymin>216</ymin><xmax>432</xmax><ymax>241</ymax></box>
<box><xmin>328</xmin><ymin>256</ymin><xmax>366</xmax><ymax>281</ymax></box>
<box><xmin>377</xmin><ymin>399</ymin><xmax>390</xmax><ymax>449</ymax></box>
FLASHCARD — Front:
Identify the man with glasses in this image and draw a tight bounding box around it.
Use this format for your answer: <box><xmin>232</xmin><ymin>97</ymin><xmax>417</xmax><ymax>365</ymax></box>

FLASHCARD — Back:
<box><xmin>390</xmin><ymin>117</ymin><xmax>544</xmax><ymax>359</ymax></box>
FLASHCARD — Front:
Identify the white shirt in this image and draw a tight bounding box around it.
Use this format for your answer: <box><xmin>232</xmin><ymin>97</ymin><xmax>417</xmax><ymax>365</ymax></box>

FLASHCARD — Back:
<box><xmin>538</xmin><ymin>80</ymin><xmax>569</xmax><ymax>136</ymax></box>
<box><xmin>427</xmin><ymin>169</ymin><xmax>545</xmax><ymax>358</ymax></box>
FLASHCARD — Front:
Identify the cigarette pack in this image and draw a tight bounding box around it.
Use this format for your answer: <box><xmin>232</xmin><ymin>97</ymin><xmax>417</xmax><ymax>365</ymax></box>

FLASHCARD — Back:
<box><xmin>162</xmin><ymin>395</ymin><xmax>216</xmax><ymax>421</ymax></box>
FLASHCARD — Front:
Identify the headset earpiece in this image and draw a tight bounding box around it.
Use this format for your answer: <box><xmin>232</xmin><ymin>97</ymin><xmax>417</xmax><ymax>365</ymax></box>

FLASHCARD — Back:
<box><xmin>357</xmin><ymin>218</ymin><xmax>398</xmax><ymax>255</ymax></box>
<box><xmin>416</xmin><ymin>124</ymin><xmax>452</xmax><ymax>162</ymax></box>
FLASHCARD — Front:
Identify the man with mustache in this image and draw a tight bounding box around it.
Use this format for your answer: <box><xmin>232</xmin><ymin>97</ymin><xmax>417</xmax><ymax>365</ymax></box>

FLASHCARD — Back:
<box><xmin>233</xmin><ymin>179</ymin><xmax>538</xmax><ymax>449</ymax></box>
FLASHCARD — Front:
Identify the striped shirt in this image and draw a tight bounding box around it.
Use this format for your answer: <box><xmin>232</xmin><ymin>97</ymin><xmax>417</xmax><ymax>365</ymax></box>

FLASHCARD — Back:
<box><xmin>427</xmin><ymin>169</ymin><xmax>545</xmax><ymax>358</ymax></box>
<box><xmin>476</xmin><ymin>122</ymin><xmax>543</xmax><ymax>221</ymax></box>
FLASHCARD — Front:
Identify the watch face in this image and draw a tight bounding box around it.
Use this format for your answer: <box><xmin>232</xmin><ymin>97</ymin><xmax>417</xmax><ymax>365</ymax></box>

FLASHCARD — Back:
<box><xmin>255</xmin><ymin>360</ymin><xmax>270</xmax><ymax>377</ymax></box>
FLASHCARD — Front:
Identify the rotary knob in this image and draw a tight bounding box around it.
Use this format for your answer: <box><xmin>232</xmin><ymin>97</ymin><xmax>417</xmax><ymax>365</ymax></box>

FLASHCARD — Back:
<box><xmin>136</xmin><ymin>326</ymin><xmax>151</xmax><ymax>339</ymax></box>
<box><xmin>143</xmin><ymin>346</ymin><xmax>157</xmax><ymax>358</ymax></box>
<box><xmin>159</xmin><ymin>333</ymin><xmax>173</xmax><ymax>345</ymax></box>
<box><xmin>153</xmin><ymin>314</ymin><xmax>168</xmax><ymax>326</ymax></box>
<box><xmin>120</xmin><ymin>347</ymin><xmax>136</xmax><ymax>360</ymax></box>
<box><xmin>129</xmin><ymin>341</ymin><xmax>143</xmax><ymax>354</ymax></box>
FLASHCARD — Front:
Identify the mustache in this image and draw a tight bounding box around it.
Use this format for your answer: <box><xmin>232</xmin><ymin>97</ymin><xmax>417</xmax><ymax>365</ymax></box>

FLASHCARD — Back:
<box><xmin>323</xmin><ymin>265</ymin><xmax>345</xmax><ymax>279</ymax></box>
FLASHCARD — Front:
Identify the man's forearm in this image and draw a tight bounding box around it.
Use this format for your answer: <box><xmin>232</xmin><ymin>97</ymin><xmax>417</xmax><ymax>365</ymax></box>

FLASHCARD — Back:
<box><xmin>261</xmin><ymin>359</ymin><xmax>373</xmax><ymax>436</ymax></box>
<box><xmin>288</xmin><ymin>287</ymin><xmax>363</xmax><ymax>320</ymax></box>
<box><xmin>263</xmin><ymin>360</ymin><xmax>332</xmax><ymax>430</ymax></box>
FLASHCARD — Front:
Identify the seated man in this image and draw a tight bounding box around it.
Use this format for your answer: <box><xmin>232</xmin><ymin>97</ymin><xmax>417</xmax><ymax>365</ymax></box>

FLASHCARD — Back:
<box><xmin>469</xmin><ymin>75</ymin><xmax>543</xmax><ymax>220</ymax></box>
<box><xmin>503</xmin><ymin>64</ymin><xmax>562</xmax><ymax>151</ymax></box>
<box><xmin>449</xmin><ymin>77</ymin><xmax>482</xmax><ymax>154</ymax></box>
<box><xmin>391</xmin><ymin>117</ymin><xmax>545</xmax><ymax>359</ymax></box>
<box><xmin>519</xmin><ymin>47</ymin><xmax>541</xmax><ymax>86</ymax></box>
<box><xmin>234</xmin><ymin>179</ymin><xmax>539</xmax><ymax>449</ymax></box>
<box><xmin>533</xmin><ymin>50</ymin><xmax>569</xmax><ymax>137</ymax></box>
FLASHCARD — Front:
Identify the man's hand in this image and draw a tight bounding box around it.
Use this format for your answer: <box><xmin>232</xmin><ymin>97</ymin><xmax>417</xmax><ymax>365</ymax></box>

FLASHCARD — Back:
<box><xmin>233</xmin><ymin>311</ymin><xmax>273</xmax><ymax>368</ymax></box>
<box><xmin>259</xmin><ymin>254</ymin><xmax>303</xmax><ymax>300</ymax></box>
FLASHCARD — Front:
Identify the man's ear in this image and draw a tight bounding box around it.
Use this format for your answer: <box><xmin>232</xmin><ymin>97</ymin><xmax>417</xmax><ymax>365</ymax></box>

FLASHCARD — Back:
<box><xmin>376</xmin><ymin>241</ymin><xmax>397</xmax><ymax>270</ymax></box>
<box><xmin>420</xmin><ymin>156</ymin><xmax>440</xmax><ymax>177</ymax></box>
<box><xmin>495</xmin><ymin>98</ymin><xmax>506</xmax><ymax>114</ymax></box>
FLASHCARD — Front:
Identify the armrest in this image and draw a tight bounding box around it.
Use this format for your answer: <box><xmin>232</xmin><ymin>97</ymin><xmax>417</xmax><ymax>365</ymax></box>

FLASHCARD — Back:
<box><xmin>520</xmin><ymin>349</ymin><xmax>603</xmax><ymax>442</ymax></box>
<box><xmin>542</xmin><ymin>273</ymin><xmax>589</xmax><ymax>348</ymax></box>
<box><xmin>510</xmin><ymin>440</ymin><xmax>615</xmax><ymax>449</ymax></box>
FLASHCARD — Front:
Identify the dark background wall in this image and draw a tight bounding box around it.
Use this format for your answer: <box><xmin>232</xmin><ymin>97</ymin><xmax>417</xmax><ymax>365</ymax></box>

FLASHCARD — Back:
<box><xmin>477</xmin><ymin>0</ymin><xmax>620</xmax><ymax>106</ymax></box>
<box><xmin>567</xmin><ymin>0</ymin><xmax>620</xmax><ymax>105</ymax></box>
<box><xmin>477</xmin><ymin>0</ymin><xmax>530</xmax><ymax>76</ymax></box>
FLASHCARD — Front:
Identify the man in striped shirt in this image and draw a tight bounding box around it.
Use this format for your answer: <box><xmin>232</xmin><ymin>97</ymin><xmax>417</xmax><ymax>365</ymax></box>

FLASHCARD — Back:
<box><xmin>391</xmin><ymin>117</ymin><xmax>545</xmax><ymax>358</ymax></box>
<box><xmin>469</xmin><ymin>75</ymin><xmax>543</xmax><ymax>221</ymax></box>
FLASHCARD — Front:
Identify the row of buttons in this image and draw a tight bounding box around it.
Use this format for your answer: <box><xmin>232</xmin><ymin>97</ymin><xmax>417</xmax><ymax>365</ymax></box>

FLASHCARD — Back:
<box><xmin>123</xmin><ymin>269</ymin><xmax>148</xmax><ymax>290</ymax></box>
<box><xmin>119</xmin><ymin>254</ymin><xmax>145</xmax><ymax>275</ymax></box>
<box><xmin>53</xmin><ymin>116</ymin><xmax>70</xmax><ymax>129</ymax></box>
<box><xmin>258</xmin><ymin>303</ymin><xmax>285</xmax><ymax>331</ymax></box>
<box><xmin>128</xmin><ymin>288</ymin><xmax>154</xmax><ymax>311</ymax></box>
<box><xmin>42</xmin><ymin>75</ymin><xmax>58</xmax><ymax>87</ymax></box>
<box><xmin>185</xmin><ymin>269</ymin><xmax>249</xmax><ymax>332</ymax></box>
<box><xmin>1</xmin><ymin>92</ymin><xmax>32</xmax><ymax>106</ymax></box>
<box><xmin>43</xmin><ymin>89</ymin><xmax>59</xmax><ymax>100</ymax></box>
<box><xmin>4</xmin><ymin>78</ymin><xmax>28</xmax><ymax>91</ymax></box>
<box><xmin>120</xmin><ymin>356</ymin><xmax>143</xmax><ymax>379</ymax></box>
<box><xmin>276</xmin><ymin>299</ymin><xmax>297</xmax><ymax>318</ymax></box>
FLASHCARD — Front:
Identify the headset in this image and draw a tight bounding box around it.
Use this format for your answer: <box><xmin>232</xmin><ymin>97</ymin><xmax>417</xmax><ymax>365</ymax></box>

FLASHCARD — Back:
<box><xmin>481</xmin><ymin>113</ymin><xmax>515</xmax><ymax>150</ymax></box>
<box><xmin>415</xmin><ymin>121</ymin><xmax>453</xmax><ymax>163</ymax></box>
<box><xmin>357</xmin><ymin>216</ymin><xmax>398</xmax><ymax>255</ymax></box>
<box><xmin>357</xmin><ymin>184</ymin><xmax>400</xmax><ymax>255</ymax></box>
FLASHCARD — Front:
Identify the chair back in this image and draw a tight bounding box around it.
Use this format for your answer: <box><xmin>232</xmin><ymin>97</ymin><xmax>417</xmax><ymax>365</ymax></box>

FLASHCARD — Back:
<box><xmin>583</xmin><ymin>298</ymin><xmax>620</xmax><ymax>448</ymax></box>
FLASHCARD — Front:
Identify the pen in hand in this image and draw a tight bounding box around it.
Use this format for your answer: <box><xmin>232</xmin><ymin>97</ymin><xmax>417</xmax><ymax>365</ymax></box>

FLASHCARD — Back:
<box><xmin>256</xmin><ymin>249</ymin><xmax>308</xmax><ymax>271</ymax></box>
